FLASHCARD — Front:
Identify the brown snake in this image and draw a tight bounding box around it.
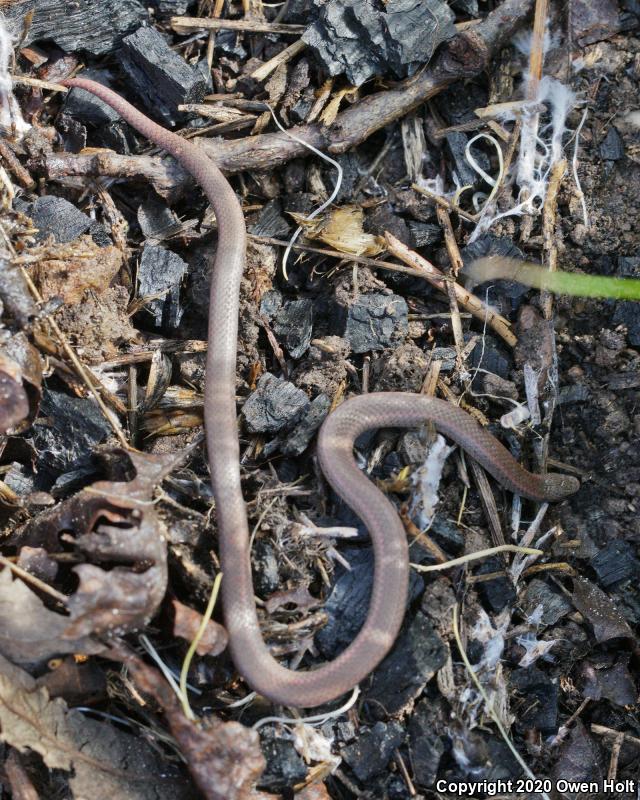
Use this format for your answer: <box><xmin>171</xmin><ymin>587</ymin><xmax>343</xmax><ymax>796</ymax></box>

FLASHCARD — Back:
<box><xmin>62</xmin><ymin>78</ymin><xmax>580</xmax><ymax>708</ymax></box>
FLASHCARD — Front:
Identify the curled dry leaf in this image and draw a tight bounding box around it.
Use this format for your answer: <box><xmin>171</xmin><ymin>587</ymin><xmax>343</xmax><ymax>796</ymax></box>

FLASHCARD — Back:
<box><xmin>290</xmin><ymin>205</ymin><xmax>385</xmax><ymax>256</ymax></box>
<box><xmin>0</xmin><ymin>351</ymin><xmax>29</xmax><ymax>433</ymax></box>
<box><xmin>110</xmin><ymin>645</ymin><xmax>266</xmax><ymax>800</ymax></box>
<box><xmin>19</xmin><ymin>450</ymin><xmax>192</xmax><ymax>643</ymax></box>
<box><xmin>265</xmin><ymin>584</ymin><xmax>322</xmax><ymax>615</ymax></box>
<box><xmin>0</xmin><ymin>568</ymin><xmax>103</xmax><ymax>666</ymax></box>
<box><xmin>0</xmin><ymin>653</ymin><xmax>191</xmax><ymax>800</ymax></box>
<box><xmin>0</xmin><ymin>333</ymin><xmax>43</xmax><ymax>434</ymax></box>
<box><xmin>570</xmin><ymin>577</ymin><xmax>636</xmax><ymax>644</ymax></box>
<box><xmin>172</xmin><ymin>598</ymin><xmax>228</xmax><ymax>657</ymax></box>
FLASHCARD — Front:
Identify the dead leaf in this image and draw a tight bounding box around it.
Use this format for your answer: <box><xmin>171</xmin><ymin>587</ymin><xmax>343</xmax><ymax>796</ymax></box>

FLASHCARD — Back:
<box><xmin>0</xmin><ymin>333</ymin><xmax>43</xmax><ymax>434</ymax></box>
<box><xmin>109</xmin><ymin>644</ymin><xmax>266</xmax><ymax>800</ymax></box>
<box><xmin>290</xmin><ymin>205</ymin><xmax>385</xmax><ymax>256</ymax></box>
<box><xmin>0</xmin><ymin>652</ymin><xmax>191</xmax><ymax>799</ymax></box>
<box><xmin>571</xmin><ymin>577</ymin><xmax>635</xmax><ymax>643</ymax></box>
<box><xmin>0</xmin><ymin>569</ymin><xmax>102</xmax><ymax>665</ymax></box>
<box><xmin>0</xmin><ymin>351</ymin><xmax>29</xmax><ymax>433</ymax></box>
<box><xmin>265</xmin><ymin>584</ymin><xmax>321</xmax><ymax>615</ymax></box>
<box><xmin>172</xmin><ymin>598</ymin><xmax>228</xmax><ymax>656</ymax></box>
<box><xmin>17</xmin><ymin>450</ymin><xmax>194</xmax><ymax>642</ymax></box>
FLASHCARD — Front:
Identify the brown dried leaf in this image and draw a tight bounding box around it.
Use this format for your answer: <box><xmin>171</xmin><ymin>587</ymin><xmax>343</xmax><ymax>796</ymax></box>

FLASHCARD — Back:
<box><xmin>0</xmin><ymin>332</ymin><xmax>43</xmax><ymax>433</ymax></box>
<box><xmin>0</xmin><ymin>568</ymin><xmax>102</xmax><ymax>665</ymax></box>
<box><xmin>0</xmin><ymin>653</ymin><xmax>191</xmax><ymax>799</ymax></box>
<box><xmin>290</xmin><ymin>205</ymin><xmax>385</xmax><ymax>256</ymax></box>
<box><xmin>110</xmin><ymin>645</ymin><xmax>266</xmax><ymax>800</ymax></box>
<box><xmin>19</xmin><ymin>450</ymin><xmax>192</xmax><ymax>641</ymax></box>
<box><xmin>0</xmin><ymin>351</ymin><xmax>29</xmax><ymax>433</ymax></box>
<box><xmin>172</xmin><ymin>598</ymin><xmax>228</xmax><ymax>656</ymax></box>
<box><xmin>571</xmin><ymin>577</ymin><xmax>635</xmax><ymax>643</ymax></box>
<box><xmin>265</xmin><ymin>584</ymin><xmax>321</xmax><ymax>615</ymax></box>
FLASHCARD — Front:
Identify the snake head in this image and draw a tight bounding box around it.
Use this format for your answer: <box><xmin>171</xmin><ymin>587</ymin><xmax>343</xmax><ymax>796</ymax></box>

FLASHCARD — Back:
<box><xmin>541</xmin><ymin>473</ymin><xmax>580</xmax><ymax>501</ymax></box>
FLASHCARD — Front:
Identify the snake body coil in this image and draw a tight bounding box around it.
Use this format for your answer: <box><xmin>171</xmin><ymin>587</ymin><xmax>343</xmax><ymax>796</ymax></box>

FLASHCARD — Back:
<box><xmin>62</xmin><ymin>78</ymin><xmax>579</xmax><ymax>708</ymax></box>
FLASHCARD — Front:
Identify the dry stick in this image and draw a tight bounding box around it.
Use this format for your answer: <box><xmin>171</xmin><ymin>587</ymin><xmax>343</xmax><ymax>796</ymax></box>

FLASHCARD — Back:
<box><xmin>591</xmin><ymin>724</ymin><xmax>640</xmax><ymax>751</ymax></box>
<box><xmin>411</xmin><ymin>182</ymin><xmax>476</xmax><ymax>222</ymax></box>
<box><xmin>48</xmin><ymin>0</ymin><xmax>535</xmax><ymax>187</ymax></box>
<box><xmin>435</xmin><ymin>206</ymin><xmax>466</xmax><ymax>367</ymax></box>
<box><xmin>384</xmin><ymin>232</ymin><xmax>517</xmax><ymax>348</ymax></box>
<box><xmin>250</xmin><ymin>232</ymin><xmax>441</xmax><ymax>280</ymax></box>
<box><xmin>541</xmin><ymin>159</ymin><xmax>567</xmax><ymax>320</ymax></box>
<box><xmin>535</xmin><ymin>158</ymin><xmax>567</xmax><ymax>475</ymax></box>
<box><xmin>0</xmin><ymin>138</ymin><xmax>35</xmax><ymax>188</ymax></box>
<box><xmin>468</xmin><ymin>459</ymin><xmax>506</xmax><ymax>548</ymax></box>
<box><xmin>171</xmin><ymin>15</ymin><xmax>305</xmax><ymax>35</ymax></box>
<box><xmin>518</xmin><ymin>0</ymin><xmax>549</xmax><ymax>241</ymax></box>
<box><xmin>251</xmin><ymin>39</ymin><xmax>306</xmax><ymax>82</ymax></box>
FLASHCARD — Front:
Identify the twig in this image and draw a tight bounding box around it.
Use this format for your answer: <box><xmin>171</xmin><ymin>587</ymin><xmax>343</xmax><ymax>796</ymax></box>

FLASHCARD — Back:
<box><xmin>171</xmin><ymin>15</ymin><xmax>305</xmax><ymax>35</ymax></box>
<box><xmin>0</xmin><ymin>555</ymin><xmax>68</xmax><ymax>605</ymax></box>
<box><xmin>541</xmin><ymin>158</ymin><xmax>567</xmax><ymax>320</ymax></box>
<box><xmin>249</xmin><ymin>232</ymin><xmax>441</xmax><ymax>280</ymax></box>
<box><xmin>384</xmin><ymin>232</ymin><xmax>517</xmax><ymax>347</ymax></box>
<box><xmin>251</xmin><ymin>39</ymin><xmax>306</xmax><ymax>81</ymax></box>
<box><xmin>47</xmin><ymin>0</ymin><xmax>535</xmax><ymax>187</ymax></box>
<box><xmin>436</xmin><ymin>206</ymin><xmax>465</xmax><ymax>367</ymax></box>
<box><xmin>411</xmin><ymin>182</ymin><xmax>477</xmax><ymax>222</ymax></box>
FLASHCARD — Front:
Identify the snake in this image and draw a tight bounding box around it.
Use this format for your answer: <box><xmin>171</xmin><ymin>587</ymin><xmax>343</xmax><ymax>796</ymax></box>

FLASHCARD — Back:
<box><xmin>61</xmin><ymin>78</ymin><xmax>580</xmax><ymax>708</ymax></box>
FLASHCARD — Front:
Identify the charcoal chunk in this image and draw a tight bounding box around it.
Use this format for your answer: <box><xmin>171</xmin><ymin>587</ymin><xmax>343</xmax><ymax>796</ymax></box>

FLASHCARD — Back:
<box><xmin>31</xmin><ymin>390</ymin><xmax>111</xmax><ymax>488</ymax></box>
<box><xmin>366</xmin><ymin>610</ymin><xmax>447</xmax><ymax>713</ymax></box>
<box><xmin>613</xmin><ymin>300</ymin><xmax>640</xmax><ymax>346</ymax></box>
<box><xmin>303</xmin><ymin>0</ymin><xmax>455</xmax><ymax>87</ymax></box>
<box><xmin>408</xmin><ymin>700</ymin><xmax>446</xmax><ymax>786</ymax></box>
<box><xmin>5</xmin><ymin>0</ymin><xmax>147</xmax><ymax>56</ymax></box>
<box><xmin>461</xmin><ymin>234</ymin><xmax>529</xmax><ymax>315</ymax></box>
<box><xmin>265</xmin><ymin>394</ymin><xmax>331</xmax><ymax>457</ymax></box>
<box><xmin>252</xmin><ymin>540</ymin><xmax>280</xmax><ymax>597</ymax></box>
<box><xmin>248</xmin><ymin>200</ymin><xmax>292</xmax><ymax>239</ymax></box>
<box><xmin>214</xmin><ymin>29</ymin><xmax>248</xmax><ymax>60</ymax></box>
<box><xmin>61</xmin><ymin>69</ymin><xmax>132</xmax><ymax>153</ymax></box>
<box><xmin>336</xmin><ymin>293</ymin><xmax>408</xmax><ymax>354</ymax></box>
<box><xmin>274</xmin><ymin>299</ymin><xmax>314</xmax><ymax>359</ymax></box>
<box><xmin>341</xmin><ymin>722</ymin><xmax>404</xmax><ymax>781</ymax></box>
<box><xmin>408</xmin><ymin>221</ymin><xmax>442</xmax><ymax>247</ymax></box>
<box><xmin>510</xmin><ymin>666</ymin><xmax>559</xmax><ymax>734</ymax></box>
<box><xmin>30</xmin><ymin>196</ymin><xmax>92</xmax><ymax>244</ymax></box>
<box><xmin>138</xmin><ymin>197</ymin><xmax>182</xmax><ymax>241</ymax></box>
<box><xmin>316</xmin><ymin>547</ymin><xmax>423</xmax><ymax>660</ymax></box>
<box><xmin>137</xmin><ymin>244</ymin><xmax>188</xmax><ymax>330</ymax></box>
<box><xmin>242</xmin><ymin>373</ymin><xmax>310</xmax><ymax>434</ymax></box>
<box><xmin>522</xmin><ymin>578</ymin><xmax>573</xmax><ymax>626</ymax></box>
<box><xmin>148</xmin><ymin>0</ymin><xmax>193</xmax><ymax>15</ymax></box>
<box><xmin>451</xmin><ymin>0</ymin><xmax>478</xmax><ymax>12</ymax></box>
<box><xmin>599</xmin><ymin>126</ymin><xmax>625</xmax><ymax>160</ymax></box>
<box><xmin>617</xmin><ymin>256</ymin><xmax>640</xmax><ymax>277</ymax></box>
<box><xmin>258</xmin><ymin>729</ymin><xmax>307</xmax><ymax>791</ymax></box>
<box><xmin>590</xmin><ymin>540</ymin><xmax>640</xmax><ymax>588</ymax></box>
<box><xmin>468</xmin><ymin>335</ymin><xmax>512</xmax><ymax>381</ymax></box>
<box><xmin>475</xmin><ymin>555</ymin><xmax>516</xmax><ymax>613</ymax></box>
<box><xmin>120</xmin><ymin>26</ymin><xmax>207</xmax><ymax>125</ymax></box>
<box><xmin>446</xmin><ymin>131</ymin><xmax>490</xmax><ymax>187</ymax></box>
